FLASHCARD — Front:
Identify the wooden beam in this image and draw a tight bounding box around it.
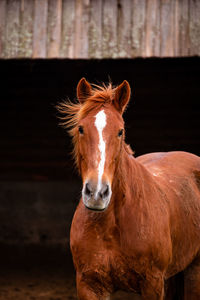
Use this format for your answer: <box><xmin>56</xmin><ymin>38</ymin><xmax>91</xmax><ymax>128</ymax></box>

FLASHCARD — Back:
<box><xmin>177</xmin><ymin>0</ymin><xmax>189</xmax><ymax>57</ymax></box>
<box><xmin>102</xmin><ymin>0</ymin><xmax>118</xmax><ymax>58</ymax></box>
<box><xmin>117</xmin><ymin>0</ymin><xmax>132</xmax><ymax>58</ymax></box>
<box><xmin>0</xmin><ymin>0</ymin><xmax>6</xmax><ymax>57</ymax></box>
<box><xmin>60</xmin><ymin>0</ymin><xmax>75</xmax><ymax>58</ymax></box>
<box><xmin>5</xmin><ymin>0</ymin><xmax>20</xmax><ymax>58</ymax></box>
<box><xmin>47</xmin><ymin>0</ymin><xmax>62</xmax><ymax>58</ymax></box>
<box><xmin>131</xmin><ymin>0</ymin><xmax>146</xmax><ymax>57</ymax></box>
<box><xmin>189</xmin><ymin>0</ymin><xmax>200</xmax><ymax>56</ymax></box>
<box><xmin>89</xmin><ymin>0</ymin><xmax>102</xmax><ymax>58</ymax></box>
<box><xmin>160</xmin><ymin>0</ymin><xmax>175</xmax><ymax>57</ymax></box>
<box><xmin>18</xmin><ymin>0</ymin><xmax>34</xmax><ymax>58</ymax></box>
<box><xmin>145</xmin><ymin>0</ymin><xmax>160</xmax><ymax>57</ymax></box>
<box><xmin>74</xmin><ymin>0</ymin><xmax>90</xmax><ymax>58</ymax></box>
<box><xmin>33</xmin><ymin>0</ymin><xmax>48</xmax><ymax>58</ymax></box>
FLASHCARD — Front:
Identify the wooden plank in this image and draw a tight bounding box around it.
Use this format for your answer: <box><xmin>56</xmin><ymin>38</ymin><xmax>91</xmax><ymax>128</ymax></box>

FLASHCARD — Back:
<box><xmin>33</xmin><ymin>0</ymin><xmax>48</xmax><ymax>58</ymax></box>
<box><xmin>88</xmin><ymin>0</ymin><xmax>102</xmax><ymax>58</ymax></box>
<box><xmin>189</xmin><ymin>0</ymin><xmax>200</xmax><ymax>56</ymax></box>
<box><xmin>177</xmin><ymin>0</ymin><xmax>189</xmax><ymax>57</ymax></box>
<box><xmin>0</xmin><ymin>0</ymin><xmax>6</xmax><ymax>57</ymax></box>
<box><xmin>160</xmin><ymin>0</ymin><xmax>175</xmax><ymax>57</ymax></box>
<box><xmin>60</xmin><ymin>0</ymin><xmax>75</xmax><ymax>58</ymax></box>
<box><xmin>131</xmin><ymin>0</ymin><xmax>146</xmax><ymax>57</ymax></box>
<box><xmin>174</xmin><ymin>0</ymin><xmax>189</xmax><ymax>57</ymax></box>
<box><xmin>47</xmin><ymin>0</ymin><xmax>62</xmax><ymax>58</ymax></box>
<box><xmin>174</xmin><ymin>0</ymin><xmax>179</xmax><ymax>56</ymax></box>
<box><xmin>18</xmin><ymin>0</ymin><xmax>34</xmax><ymax>58</ymax></box>
<box><xmin>102</xmin><ymin>0</ymin><xmax>118</xmax><ymax>58</ymax></box>
<box><xmin>117</xmin><ymin>0</ymin><xmax>132</xmax><ymax>58</ymax></box>
<box><xmin>74</xmin><ymin>0</ymin><xmax>90</xmax><ymax>58</ymax></box>
<box><xmin>145</xmin><ymin>0</ymin><xmax>160</xmax><ymax>57</ymax></box>
<box><xmin>4</xmin><ymin>0</ymin><xmax>20</xmax><ymax>58</ymax></box>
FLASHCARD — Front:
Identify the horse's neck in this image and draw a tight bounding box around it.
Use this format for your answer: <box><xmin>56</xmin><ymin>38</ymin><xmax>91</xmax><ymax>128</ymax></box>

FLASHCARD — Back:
<box><xmin>83</xmin><ymin>146</ymin><xmax>158</xmax><ymax>241</ymax></box>
<box><xmin>109</xmin><ymin>146</ymin><xmax>163</xmax><ymax>252</ymax></box>
<box><xmin>112</xmin><ymin>144</ymin><xmax>155</xmax><ymax>208</ymax></box>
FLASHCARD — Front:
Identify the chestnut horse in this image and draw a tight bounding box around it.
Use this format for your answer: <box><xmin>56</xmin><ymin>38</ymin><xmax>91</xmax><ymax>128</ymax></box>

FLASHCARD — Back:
<box><xmin>58</xmin><ymin>78</ymin><xmax>200</xmax><ymax>300</ymax></box>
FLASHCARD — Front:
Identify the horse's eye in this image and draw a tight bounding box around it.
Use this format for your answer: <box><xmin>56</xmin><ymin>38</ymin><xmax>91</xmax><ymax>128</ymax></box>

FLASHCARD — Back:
<box><xmin>118</xmin><ymin>129</ymin><xmax>123</xmax><ymax>137</ymax></box>
<box><xmin>78</xmin><ymin>126</ymin><xmax>84</xmax><ymax>134</ymax></box>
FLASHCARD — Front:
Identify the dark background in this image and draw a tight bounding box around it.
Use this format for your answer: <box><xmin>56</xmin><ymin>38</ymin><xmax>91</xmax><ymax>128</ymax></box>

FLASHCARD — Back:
<box><xmin>0</xmin><ymin>57</ymin><xmax>199</xmax><ymax>281</ymax></box>
<box><xmin>1</xmin><ymin>58</ymin><xmax>200</xmax><ymax>182</ymax></box>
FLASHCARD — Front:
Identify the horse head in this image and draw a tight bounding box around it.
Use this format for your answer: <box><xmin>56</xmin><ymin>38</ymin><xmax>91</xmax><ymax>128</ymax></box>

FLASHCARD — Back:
<box><xmin>59</xmin><ymin>78</ymin><xmax>131</xmax><ymax>211</ymax></box>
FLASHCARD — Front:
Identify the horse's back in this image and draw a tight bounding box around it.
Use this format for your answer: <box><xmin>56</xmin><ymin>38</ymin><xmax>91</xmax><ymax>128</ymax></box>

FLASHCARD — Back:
<box><xmin>137</xmin><ymin>150</ymin><xmax>200</xmax><ymax>208</ymax></box>
<box><xmin>137</xmin><ymin>151</ymin><xmax>200</xmax><ymax>178</ymax></box>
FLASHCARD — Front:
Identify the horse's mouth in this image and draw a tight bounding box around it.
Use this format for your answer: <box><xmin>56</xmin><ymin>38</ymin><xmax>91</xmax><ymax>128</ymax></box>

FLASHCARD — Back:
<box><xmin>85</xmin><ymin>205</ymin><xmax>106</xmax><ymax>212</ymax></box>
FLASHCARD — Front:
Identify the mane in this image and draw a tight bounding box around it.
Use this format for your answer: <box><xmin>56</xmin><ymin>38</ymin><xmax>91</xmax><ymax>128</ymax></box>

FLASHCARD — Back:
<box><xmin>57</xmin><ymin>82</ymin><xmax>116</xmax><ymax>168</ymax></box>
<box><xmin>57</xmin><ymin>83</ymin><xmax>115</xmax><ymax>131</ymax></box>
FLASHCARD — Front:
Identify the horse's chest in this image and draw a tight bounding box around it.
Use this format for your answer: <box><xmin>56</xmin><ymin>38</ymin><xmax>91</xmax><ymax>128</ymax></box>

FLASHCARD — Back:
<box><xmin>109</xmin><ymin>253</ymin><xmax>141</xmax><ymax>293</ymax></box>
<box><xmin>80</xmin><ymin>246</ymin><xmax>141</xmax><ymax>293</ymax></box>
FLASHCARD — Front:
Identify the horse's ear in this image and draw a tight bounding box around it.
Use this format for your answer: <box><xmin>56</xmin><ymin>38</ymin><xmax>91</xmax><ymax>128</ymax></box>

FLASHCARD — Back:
<box><xmin>77</xmin><ymin>78</ymin><xmax>92</xmax><ymax>103</ymax></box>
<box><xmin>114</xmin><ymin>80</ymin><xmax>131</xmax><ymax>114</ymax></box>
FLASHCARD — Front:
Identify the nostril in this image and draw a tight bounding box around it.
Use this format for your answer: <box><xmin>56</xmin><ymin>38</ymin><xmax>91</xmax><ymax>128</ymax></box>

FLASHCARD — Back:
<box><xmin>103</xmin><ymin>185</ymin><xmax>109</xmax><ymax>198</ymax></box>
<box><xmin>85</xmin><ymin>183</ymin><xmax>92</xmax><ymax>196</ymax></box>
<box><xmin>99</xmin><ymin>184</ymin><xmax>109</xmax><ymax>199</ymax></box>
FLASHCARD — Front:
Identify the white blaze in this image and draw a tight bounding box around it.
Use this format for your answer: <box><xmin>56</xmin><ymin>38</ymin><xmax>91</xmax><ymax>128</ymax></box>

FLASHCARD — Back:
<box><xmin>94</xmin><ymin>110</ymin><xmax>107</xmax><ymax>193</ymax></box>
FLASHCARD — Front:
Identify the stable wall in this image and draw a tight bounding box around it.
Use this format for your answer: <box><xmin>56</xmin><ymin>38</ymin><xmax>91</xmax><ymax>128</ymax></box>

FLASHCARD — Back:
<box><xmin>1</xmin><ymin>0</ymin><xmax>200</xmax><ymax>59</ymax></box>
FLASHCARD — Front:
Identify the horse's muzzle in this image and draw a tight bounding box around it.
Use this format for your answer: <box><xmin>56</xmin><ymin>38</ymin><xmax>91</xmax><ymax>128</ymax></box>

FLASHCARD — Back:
<box><xmin>82</xmin><ymin>181</ymin><xmax>112</xmax><ymax>211</ymax></box>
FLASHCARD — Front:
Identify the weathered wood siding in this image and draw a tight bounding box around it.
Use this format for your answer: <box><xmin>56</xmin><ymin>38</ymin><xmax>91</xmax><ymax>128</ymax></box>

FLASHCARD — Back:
<box><xmin>0</xmin><ymin>0</ymin><xmax>200</xmax><ymax>58</ymax></box>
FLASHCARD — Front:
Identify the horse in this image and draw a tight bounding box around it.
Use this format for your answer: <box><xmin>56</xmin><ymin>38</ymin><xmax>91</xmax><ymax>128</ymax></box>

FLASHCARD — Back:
<box><xmin>58</xmin><ymin>78</ymin><xmax>200</xmax><ymax>300</ymax></box>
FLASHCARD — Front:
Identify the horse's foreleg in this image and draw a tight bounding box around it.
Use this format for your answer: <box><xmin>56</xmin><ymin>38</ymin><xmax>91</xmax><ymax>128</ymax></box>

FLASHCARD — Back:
<box><xmin>140</xmin><ymin>270</ymin><xmax>165</xmax><ymax>300</ymax></box>
<box><xmin>76</xmin><ymin>272</ymin><xmax>110</xmax><ymax>300</ymax></box>
<box><xmin>183</xmin><ymin>256</ymin><xmax>200</xmax><ymax>300</ymax></box>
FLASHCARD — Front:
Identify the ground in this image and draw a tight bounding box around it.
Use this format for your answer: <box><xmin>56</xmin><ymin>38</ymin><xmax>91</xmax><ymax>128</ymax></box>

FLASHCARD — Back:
<box><xmin>0</xmin><ymin>267</ymin><xmax>75</xmax><ymax>300</ymax></box>
<box><xmin>0</xmin><ymin>245</ymin><xmax>139</xmax><ymax>300</ymax></box>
